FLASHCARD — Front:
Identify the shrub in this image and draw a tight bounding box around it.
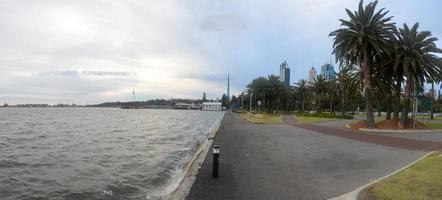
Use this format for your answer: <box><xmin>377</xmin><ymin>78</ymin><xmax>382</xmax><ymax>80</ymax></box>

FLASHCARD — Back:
<box><xmin>296</xmin><ymin>112</ymin><xmax>354</xmax><ymax>119</ymax></box>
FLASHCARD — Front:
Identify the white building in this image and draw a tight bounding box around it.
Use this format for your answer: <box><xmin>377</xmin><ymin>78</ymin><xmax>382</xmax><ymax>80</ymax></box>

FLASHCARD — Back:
<box><xmin>202</xmin><ymin>102</ymin><xmax>222</xmax><ymax>111</ymax></box>
<box><xmin>308</xmin><ymin>66</ymin><xmax>317</xmax><ymax>83</ymax></box>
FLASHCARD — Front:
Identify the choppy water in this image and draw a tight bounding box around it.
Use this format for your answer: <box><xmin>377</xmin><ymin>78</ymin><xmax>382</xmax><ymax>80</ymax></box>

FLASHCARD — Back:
<box><xmin>0</xmin><ymin>108</ymin><xmax>224</xmax><ymax>200</ymax></box>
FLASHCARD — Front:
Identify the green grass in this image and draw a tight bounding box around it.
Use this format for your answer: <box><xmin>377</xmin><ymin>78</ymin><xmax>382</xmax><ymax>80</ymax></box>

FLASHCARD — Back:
<box><xmin>294</xmin><ymin>116</ymin><xmax>338</xmax><ymax>123</ymax></box>
<box><xmin>239</xmin><ymin>112</ymin><xmax>283</xmax><ymax>124</ymax></box>
<box><xmin>422</xmin><ymin>121</ymin><xmax>442</xmax><ymax>130</ymax></box>
<box><xmin>364</xmin><ymin>152</ymin><xmax>442</xmax><ymax>200</ymax></box>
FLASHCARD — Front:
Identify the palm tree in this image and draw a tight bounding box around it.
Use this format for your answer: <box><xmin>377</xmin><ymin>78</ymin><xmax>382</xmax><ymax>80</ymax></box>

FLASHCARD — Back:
<box><xmin>327</xmin><ymin>81</ymin><xmax>339</xmax><ymax>114</ymax></box>
<box><xmin>268</xmin><ymin>75</ymin><xmax>285</xmax><ymax>112</ymax></box>
<box><xmin>295</xmin><ymin>79</ymin><xmax>308</xmax><ymax>112</ymax></box>
<box><xmin>394</xmin><ymin>23</ymin><xmax>442</xmax><ymax>127</ymax></box>
<box><xmin>330</xmin><ymin>0</ymin><xmax>396</xmax><ymax>127</ymax></box>
<box><xmin>336</xmin><ymin>65</ymin><xmax>358</xmax><ymax>116</ymax></box>
<box><xmin>312</xmin><ymin>75</ymin><xmax>327</xmax><ymax>112</ymax></box>
<box><xmin>427</xmin><ymin>77</ymin><xmax>440</xmax><ymax>119</ymax></box>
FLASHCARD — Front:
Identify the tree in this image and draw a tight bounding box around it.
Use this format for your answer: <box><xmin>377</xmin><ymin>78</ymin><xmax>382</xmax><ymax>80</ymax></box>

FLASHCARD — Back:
<box><xmin>393</xmin><ymin>23</ymin><xmax>442</xmax><ymax>127</ymax></box>
<box><xmin>246</xmin><ymin>75</ymin><xmax>293</xmax><ymax>113</ymax></box>
<box><xmin>330</xmin><ymin>0</ymin><xmax>396</xmax><ymax>127</ymax></box>
<box><xmin>312</xmin><ymin>75</ymin><xmax>328</xmax><ymax>112</ymax></box>
<box><xmin>336</xmin><ymin>65</ymin><xmax>359</xmax><ymax>116</ymax></box>
<box><xmin>295</xmin><ymin>79</ymin><xmax>308</xmax><ymax>112</ymax></box>
<box><xmin>221</xmin><ymin>94</ymin><xmax>227</xmax><ymax>108</ymax></box>
<box><xmin>327</xmin><ymin>80</ymin><xmax>339</xmax><ymax>114</ymax></box>
<box><xmin>426</xmin><ymin>78</ymin><xmax>439</xmax><ymax>119</ymax></box>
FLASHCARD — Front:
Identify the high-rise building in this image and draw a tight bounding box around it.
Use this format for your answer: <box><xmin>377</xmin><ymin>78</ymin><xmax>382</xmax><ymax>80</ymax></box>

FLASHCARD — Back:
<box><xmin>279</xmin><ymin>61</ymin><xmax>290</xmax><ymax>86</ymax></box>
<box><xmin>320</xmin><ymin>63</ymin><xmax>336</xmax><ymax>81</ymax></box>
<box><xmin>308</xmin><ymin>66</ymin><xmax>317</xmax><ymax>82</ymax></box>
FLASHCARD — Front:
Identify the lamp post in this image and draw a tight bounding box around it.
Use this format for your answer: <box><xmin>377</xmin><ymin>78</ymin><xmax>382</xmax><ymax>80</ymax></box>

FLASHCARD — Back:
<box><xmin>212</xmin><ymin>144</ymin><xmax>220</xmax><ymax>178</ymax></box>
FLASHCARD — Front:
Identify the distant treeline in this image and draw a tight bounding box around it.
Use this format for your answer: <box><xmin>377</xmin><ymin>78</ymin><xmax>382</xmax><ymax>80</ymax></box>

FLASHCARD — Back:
<box><xmin>93</xmin><ymin>98</ymin><xmax>205</xmax><ymax>107</ymax></box>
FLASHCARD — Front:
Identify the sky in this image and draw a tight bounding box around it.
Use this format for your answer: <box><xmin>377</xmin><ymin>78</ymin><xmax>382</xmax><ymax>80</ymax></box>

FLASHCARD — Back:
<box><xmin>1</xmin><ymin>0</ymin><xmax>441</xmax><ymax>104</ymax></box>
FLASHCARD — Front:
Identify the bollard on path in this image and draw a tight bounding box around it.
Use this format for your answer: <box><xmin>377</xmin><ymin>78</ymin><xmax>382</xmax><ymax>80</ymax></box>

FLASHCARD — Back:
<box><xmin>212</xmin><ymin>144</ymin><xmax>220</xmax><ymax>178</ymax></box>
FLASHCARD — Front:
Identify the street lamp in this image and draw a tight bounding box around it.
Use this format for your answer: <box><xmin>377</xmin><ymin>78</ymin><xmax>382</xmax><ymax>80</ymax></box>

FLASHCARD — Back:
<box><xmin>212</xmin><ymin>144</ymin><xmax>220</xmax><ymax>177</ymax></box>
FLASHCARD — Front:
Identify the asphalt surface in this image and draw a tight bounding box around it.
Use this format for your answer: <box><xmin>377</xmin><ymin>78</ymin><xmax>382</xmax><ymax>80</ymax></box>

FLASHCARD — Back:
<box><xmin>186</xmin><ymin>112</ymin><xmax>426</xmax><ymax>200</ymax></box>
<box><xmin>359</xmin><ymin>130</ymin><xmax>442</xmax><ymax>142</ymax></box>
<box><xmin>313</xmin><ymin>118</ymin><xmax>442</xmax><ymax>142</ymax></box>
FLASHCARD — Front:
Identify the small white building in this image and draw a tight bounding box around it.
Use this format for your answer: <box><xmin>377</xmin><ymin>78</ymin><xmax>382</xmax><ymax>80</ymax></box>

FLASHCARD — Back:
<box><xmin>201</xmin><ymin>102</ymin><xmax>222</xmax><ymax>111</ymax></box>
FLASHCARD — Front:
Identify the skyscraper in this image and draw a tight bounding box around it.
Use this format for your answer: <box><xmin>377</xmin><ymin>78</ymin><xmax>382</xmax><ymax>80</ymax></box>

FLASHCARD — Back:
<box><xmin>279</xmin><ymin>61</ymin><xmax>290</xmax><ymax>86</ymax></box>
<box><xmin>320</xmin><ymin>63</ymin><xmax>336</xmax><ymax>81</ymax></box>
<box><xmin>308</xmin><ymin>66</ymin><xmax>317</xmax><ymax>82</ymax></box>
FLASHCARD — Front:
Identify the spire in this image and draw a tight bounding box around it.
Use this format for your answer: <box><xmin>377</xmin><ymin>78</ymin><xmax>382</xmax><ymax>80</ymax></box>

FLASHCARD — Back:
<box><xmin>227</xmin><ymin>73</ymin><xmax>230</xmax><ymax>100</ymax></box>
<box><xmin>132</xmin><ymin>89</ymin><xmax>135</xmax><ymax>102</ymax></box>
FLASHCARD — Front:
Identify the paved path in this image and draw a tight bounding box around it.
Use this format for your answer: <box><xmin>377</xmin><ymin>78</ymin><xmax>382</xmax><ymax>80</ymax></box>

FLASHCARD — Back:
<box><xmin>282</xmin><ymin>114</ymin><xmax>297</xmax><ymax>124</ymax></box>
<box><xmin>186</xmin><ymin>113</ymin><xmax>428</xmax><ymax>200</ymax></box>
<box><xmin>289</xmin><ymin>121</ymin><xmax>442</xmax><ymax>151</ymax></box>
<box><xmin>312</xmin><ymin>118</ymin><xmax>442</xmax><ymax>143</ymax></box>
<box><xmin>314</xmin><ymin>119</ymin><xmax>356</xmax><ymax>128</ymax></box>
<box><xmin>358</xmin><ymin>131</ymin><xmax>442</xmax><ymax>142</ymax></box>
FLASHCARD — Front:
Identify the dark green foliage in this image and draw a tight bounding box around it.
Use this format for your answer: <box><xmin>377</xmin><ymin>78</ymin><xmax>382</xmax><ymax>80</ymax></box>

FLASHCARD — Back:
<box><xmin>296</xmin><ymin>112</ymin><xmax>354</xmax><ymax>119</ymax></box>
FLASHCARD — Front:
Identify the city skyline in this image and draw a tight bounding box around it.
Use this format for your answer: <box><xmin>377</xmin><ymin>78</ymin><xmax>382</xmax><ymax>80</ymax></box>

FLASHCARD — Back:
<box><xmin>1</xmin><ymin>0</ymin><xmax>441</xmax><ymax>104</ymax></box>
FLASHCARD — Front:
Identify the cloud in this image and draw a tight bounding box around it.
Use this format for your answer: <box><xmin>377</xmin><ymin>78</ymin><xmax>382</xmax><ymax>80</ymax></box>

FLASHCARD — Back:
<box><xmin>0</xmin><ymin>0</ymin><xmax>441</xmax><ymax>104</ymax></box>
<box><xmin>81</xmin><ymin>70</ymin><xmax>136</xmax><ymax>77</ymax></box>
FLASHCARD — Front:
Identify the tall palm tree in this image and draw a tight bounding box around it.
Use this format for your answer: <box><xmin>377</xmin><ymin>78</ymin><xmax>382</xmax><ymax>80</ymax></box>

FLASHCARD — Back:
<box><xmin>336</xmin><ymin>64</ymin><xmax>358</xmax><ymax>116</ymax></box>
<box><xmin>312</xmin><ymin>75</ymin><xmax>328</xmax><ymax>112</ymax></box>
<box><xmin>327</xmin><ymin>81</ymin><xmax>339</xmax><ymax>114</ymax></box>
<box><xmin>295</xmin><ymin>79</ymin><xmax>308</xmax><ymax>112</ymax></box>
<box><xmin>375</xmin><ymin>39</ymin><xmax>401</xmax><ymax>120</ymax></box>
<box><xmin>268</xmin><ymin>75</ymin><xmax>285</xmax><ymax>112</ymax></box>
<box><xmin>394</xmin><ymin>23</ymin><xmax>442</xmax><ymax>127</ymax></box>
<box><xmin>330</xmin><ymin>0</ymin><xmax>396</xmax><ymax>127</ymax></box>
<box><xmin>427</xmin><ymin>77</ymin><xmax>440</xmax><ymax>119</ymax></box>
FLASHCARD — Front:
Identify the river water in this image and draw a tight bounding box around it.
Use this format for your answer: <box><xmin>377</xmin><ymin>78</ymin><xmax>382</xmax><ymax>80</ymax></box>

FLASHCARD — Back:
<box><xmin>0</xmin><ymin>108</ymin><xmax>224</xmax><ymax>200</ymax></box>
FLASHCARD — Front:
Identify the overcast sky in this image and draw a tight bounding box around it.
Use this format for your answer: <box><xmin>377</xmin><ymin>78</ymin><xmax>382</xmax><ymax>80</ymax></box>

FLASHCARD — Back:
<box><xmin>1</xmin><ymin>0</ymin><xmax>441</xmax><ymax>104</ymax></box>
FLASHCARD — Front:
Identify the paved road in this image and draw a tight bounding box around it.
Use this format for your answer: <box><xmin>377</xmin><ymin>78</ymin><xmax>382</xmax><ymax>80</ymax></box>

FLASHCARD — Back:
<box><xmin>186</xmin><ymin>113</ymin><xmax>425</xmax><ymax>200</ymax></box>
<box><xmin>360</xmin><ymin>131</ymin><xmax>442</xmax><ymax>142</ymax></box>
<box><xmin>312</xmin><ymin>117</ymin><xmax>442</xmax><ymax>142</ymax></box>
<box><xmin>314</xmin><ymin>119</ymin><xmax>356</xmax><ymax>128</ymax></box>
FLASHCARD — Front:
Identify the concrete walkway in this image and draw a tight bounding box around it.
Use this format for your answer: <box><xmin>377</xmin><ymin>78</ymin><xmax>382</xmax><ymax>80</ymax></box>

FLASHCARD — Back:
<box><xmin>186</xmin><ymin>113</ymin><xmax>427</xmax><ymax>200</ymax></box>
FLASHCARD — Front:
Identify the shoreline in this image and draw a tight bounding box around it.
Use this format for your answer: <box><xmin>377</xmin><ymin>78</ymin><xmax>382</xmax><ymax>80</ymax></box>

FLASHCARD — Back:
<box><xmin>165</xmin><ymin>111</ymin><xmax>225</xmax><ymax>200</ymax></box>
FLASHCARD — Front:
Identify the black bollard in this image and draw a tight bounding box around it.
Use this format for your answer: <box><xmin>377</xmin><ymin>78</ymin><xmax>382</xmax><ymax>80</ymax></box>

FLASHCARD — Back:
<box><xmin>212</xmin><ymin>144</ymin><xmax>220</xmax><ymax>178</ymax></box>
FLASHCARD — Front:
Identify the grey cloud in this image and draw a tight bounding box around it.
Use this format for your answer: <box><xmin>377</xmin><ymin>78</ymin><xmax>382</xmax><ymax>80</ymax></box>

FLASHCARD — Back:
<box><xmin>180</xmin><ymin>73</ymin><xmax>227</xmax><ymax>82</ymax></box>
<box><xmin>81</xmin><ymin>70</ymin><xmax>137</xmax><ymax>77</ymax></box>
<box><xmin>199</xmin><ymin>14</ymin><xmax>247</xmax><ymax>32</ymax></box>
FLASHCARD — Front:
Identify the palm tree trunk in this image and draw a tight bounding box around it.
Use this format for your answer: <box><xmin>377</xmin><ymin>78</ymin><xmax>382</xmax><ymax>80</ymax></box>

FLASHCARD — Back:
<box><xmin>377</xmin><ymin>98</ymin><xmax>381</xmax><ymax>117</ymax></box>
<box><xmin>330</xmin><ymin>99</ymin><xmax>333</xmax><ymax>114</ymax></box>
<box><xmin>363</xmin><ymin>57</ymin><xmax>375</xmax><ymax>128</ymax></box>
<box><xmin>302</xmin><ymin>93</ymin><xmax>305</xmax><ymax>112</ymax></box>
<box><xmin>341</xmin><ymin>92</ymin><xmax>346</xmax><ymax>116</ymax></box>
<box><xmin>400</xmin><ymin>79</ymin><xmax>412</xmax><ymax>128</ymax></box>
<box><xmin>318</xmin><ymin>97</ymin><xmax>321</xmax><ymax>112</ymax></box>
<box><xmin>393</xmin><ymin>81</ymin><xmax>401</xmax><ymax>119</ymax></box>
<box><xmin>431</xmin><ymin>81</ymin><xmax>434</xmax><ymax>120</ymax></box>
<box><xmin>386</xmin><ymin>95</ymin><xmax>392</xmax><ymax>120</ymax></box>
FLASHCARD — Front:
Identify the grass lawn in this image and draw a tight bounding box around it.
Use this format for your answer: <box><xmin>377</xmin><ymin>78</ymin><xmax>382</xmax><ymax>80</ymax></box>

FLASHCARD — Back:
<box><xmin>421</xmin><ymin>121</ymin><xmax>442</xmax><ymax>130</ymax></box>
<box><xmin>359</xmin><ymin>152</ymin><xmax>442</xmax><ymax>200</ymax></box>
<box><xmin>239</xmin><ymin>112</ymin><xmax>283</xmax><ymax>124</ymax></box>
<box><xmin>294</xmin><ymin>116</ymin><xmax>338</xmax><ymax>123</ymax></box>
